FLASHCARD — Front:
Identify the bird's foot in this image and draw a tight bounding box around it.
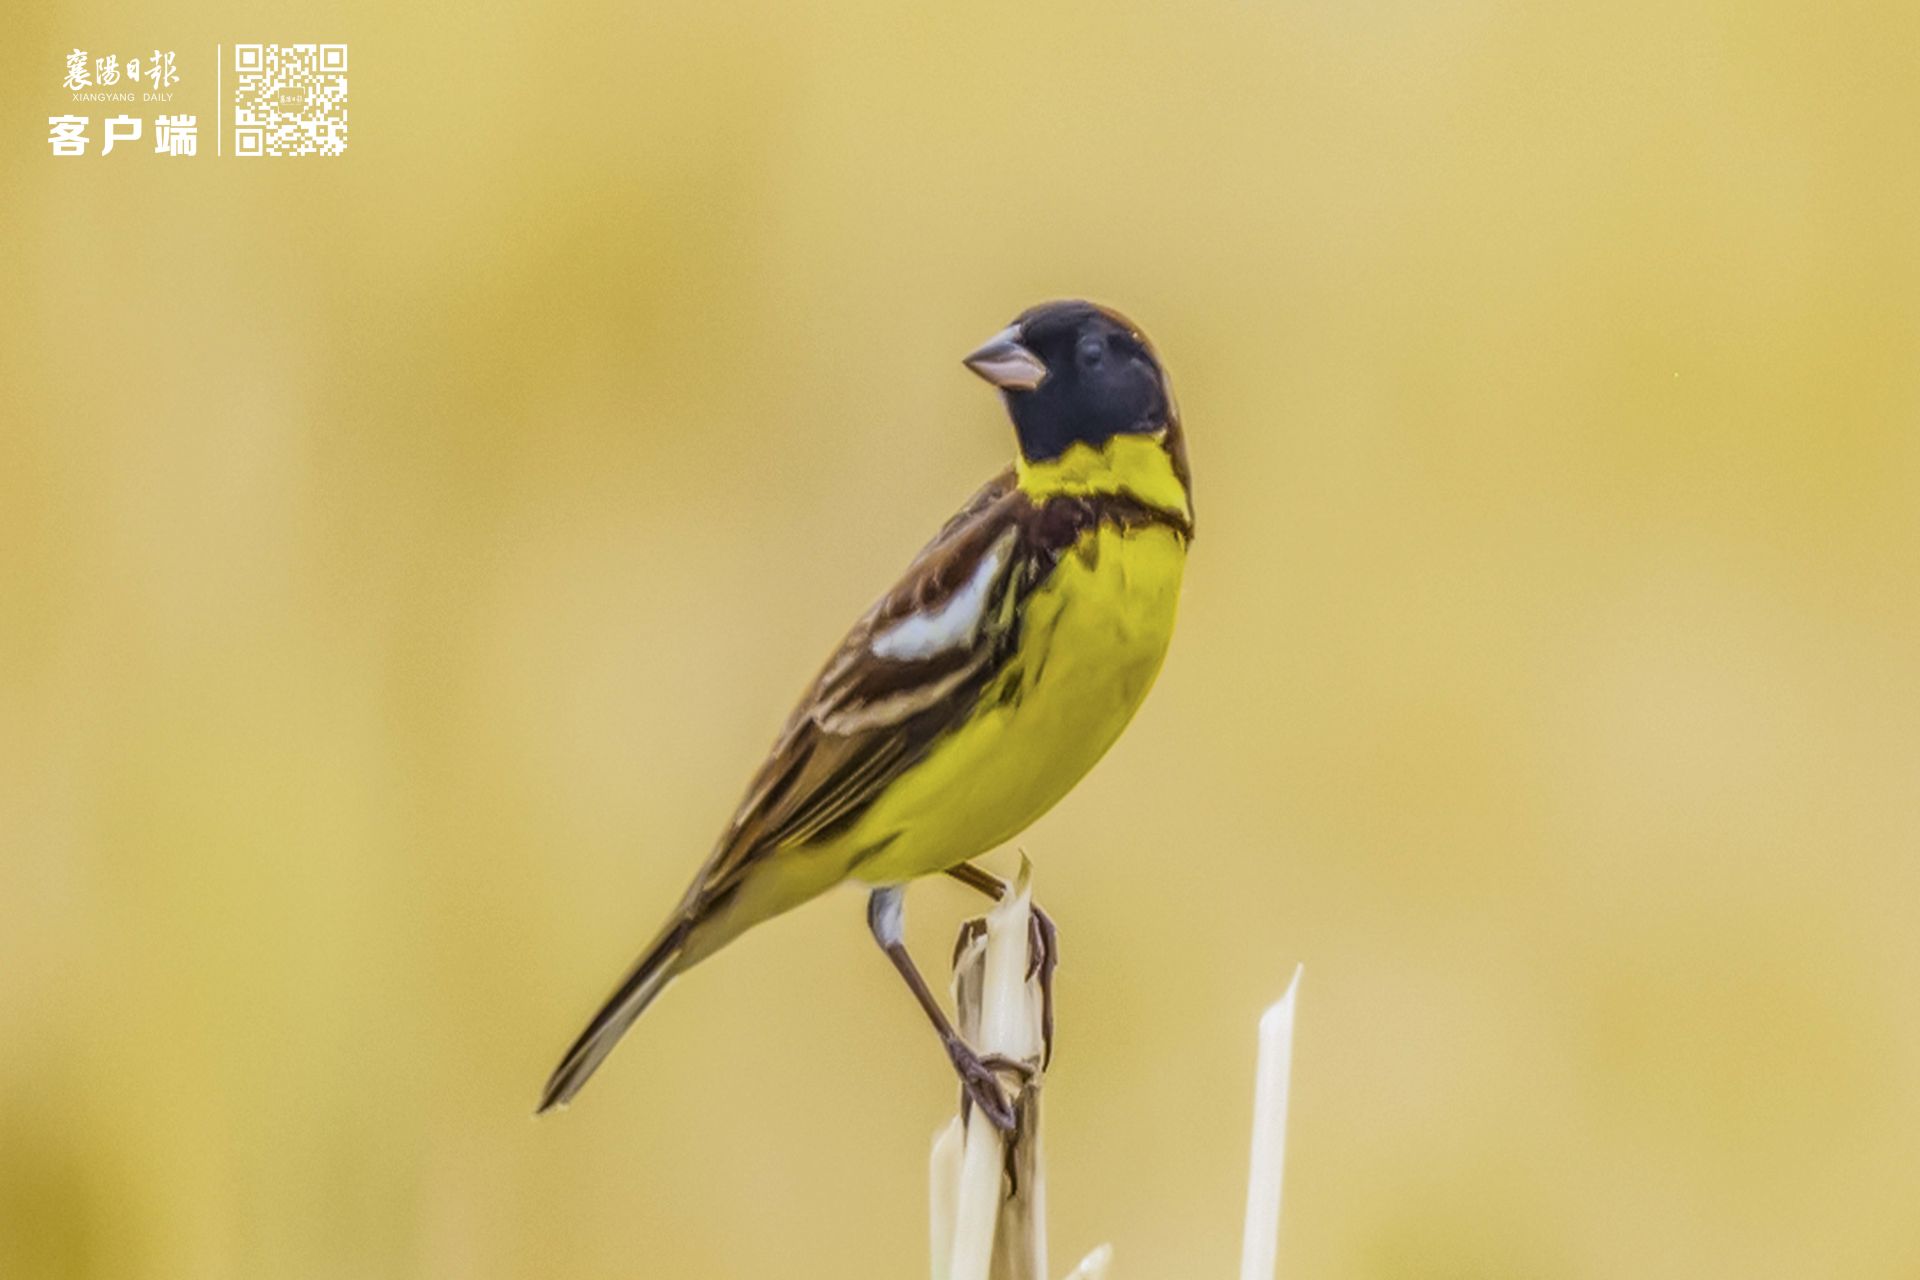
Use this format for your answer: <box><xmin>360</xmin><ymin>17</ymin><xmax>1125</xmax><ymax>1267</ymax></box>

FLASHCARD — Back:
<box><xmin>948</xmin><ymin>1040</ymin><xmax>1034</xmax><ymax>1134</ymax></box>
<box><xmin>949</xmin><ymin>907</ymin><xmax>1059</xmax><ymax>1069</ymax></box>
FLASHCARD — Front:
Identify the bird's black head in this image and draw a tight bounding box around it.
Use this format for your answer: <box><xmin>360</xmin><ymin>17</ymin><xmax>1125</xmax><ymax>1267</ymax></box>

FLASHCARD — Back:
<box><xmin>963</xmin><ymin>300</ymin><xmax>1176</xmax><ymax>465</ymax></box>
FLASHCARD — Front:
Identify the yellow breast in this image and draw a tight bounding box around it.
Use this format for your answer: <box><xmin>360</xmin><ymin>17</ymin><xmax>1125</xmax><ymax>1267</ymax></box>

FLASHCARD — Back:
<box><xmin>847</xmin><ymin>519</ymin><xmax>1187</xmax><ymax>883</ymax></box>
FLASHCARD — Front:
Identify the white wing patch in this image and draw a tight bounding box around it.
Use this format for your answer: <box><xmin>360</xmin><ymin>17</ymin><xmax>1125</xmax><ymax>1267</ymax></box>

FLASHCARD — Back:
<box><xmin>869</xmin><ymin>531</ymin><xmax>1013</xmax><ymax>662</ymax></box>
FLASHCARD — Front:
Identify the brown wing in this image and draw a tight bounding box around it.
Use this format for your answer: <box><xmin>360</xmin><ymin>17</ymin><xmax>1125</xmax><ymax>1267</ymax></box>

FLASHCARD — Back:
<box><xmin>680</xmin><ymin>468</ymin><xmax>1037</xmax><ymax>908</ymax></box>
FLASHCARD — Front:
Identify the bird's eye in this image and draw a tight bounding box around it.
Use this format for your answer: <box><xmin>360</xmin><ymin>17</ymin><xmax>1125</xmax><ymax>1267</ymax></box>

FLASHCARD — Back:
<box><xmin>1076</xmin><ymin>335</ymin><xmax>1106</xmax><ymax>369</ymax></box>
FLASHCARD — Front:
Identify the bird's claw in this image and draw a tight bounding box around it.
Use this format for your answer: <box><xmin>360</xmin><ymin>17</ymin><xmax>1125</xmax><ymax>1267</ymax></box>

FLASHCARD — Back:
<box><xmin>1027</xmin><ymin>907</ymin><xmax>1059</xmax><ymax>1068</ymax></box>
<box><xmin>947</xmin><ymin>888</ymin><xmax>1058</xmax><ymax>1072</ymax></box>
<box><xmin>950</xmin><ymin>1044</ymin><xmax>1031</xmax><ymax>1134</ymax></box>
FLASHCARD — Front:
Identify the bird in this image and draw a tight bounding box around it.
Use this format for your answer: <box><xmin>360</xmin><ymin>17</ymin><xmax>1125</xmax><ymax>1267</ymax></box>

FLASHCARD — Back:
<box><xmin>538</xmin><ymin>300</ymin><xmax>1194</xmax><ymax>1129</ymax></box>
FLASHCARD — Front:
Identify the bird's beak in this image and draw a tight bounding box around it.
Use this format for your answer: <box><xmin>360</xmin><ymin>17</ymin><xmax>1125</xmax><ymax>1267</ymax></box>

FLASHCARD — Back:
<box><xmin>963</xmin><ymin>326</ymin><xmax>1048</xmax><ymax>391</ymax></box>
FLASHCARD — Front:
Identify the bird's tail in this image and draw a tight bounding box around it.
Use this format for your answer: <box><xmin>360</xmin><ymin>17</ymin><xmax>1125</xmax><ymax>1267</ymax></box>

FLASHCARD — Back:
<box><xmin>536</xmin><ymin>917</ymin><xmax>692</xmax><ymax>1114</ymax></box>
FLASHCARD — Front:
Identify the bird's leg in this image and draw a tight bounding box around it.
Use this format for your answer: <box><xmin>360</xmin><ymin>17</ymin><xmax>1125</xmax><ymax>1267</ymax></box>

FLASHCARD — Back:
<box><xmin>944</xmin><ymin>862</ymin><xmax>1059</xmax><ymax>1067</ymax></box>
<box><xmin>867</xmin><ymin>886</ymin><xmax>1029</xmax><ymax>1134</ymax></box>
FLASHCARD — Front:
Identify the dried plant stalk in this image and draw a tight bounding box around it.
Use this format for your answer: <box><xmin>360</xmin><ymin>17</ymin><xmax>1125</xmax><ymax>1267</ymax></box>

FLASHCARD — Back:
<box><xmin>928</xmin><ymin>864</ymin><xmax>1302</xmax><ymax>1280</ymax></box>
<box><xmin>1057</xmin><ymin>1243</ymin><xmax>1113</xmax><ymax>1280</ymax></box>
<box><xmin>932</xmin><ymin>859</ymin><xmax>1046</xmax><ymax>1280</ymax></box>
<box><xmin>1239</xmin><ymin>966</ymin><xmax>1302</xmax><ymax>1280</ymax></box>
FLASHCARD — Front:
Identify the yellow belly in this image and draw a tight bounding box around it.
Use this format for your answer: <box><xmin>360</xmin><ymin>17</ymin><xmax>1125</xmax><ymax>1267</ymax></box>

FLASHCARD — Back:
<box><xmin>844</xmin><ymin>521</ymin><xmax>1186</xmax><ymax>883</ymax></box>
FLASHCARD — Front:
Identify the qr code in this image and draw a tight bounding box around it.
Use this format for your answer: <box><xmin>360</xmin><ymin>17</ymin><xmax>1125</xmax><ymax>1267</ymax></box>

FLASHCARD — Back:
<box><xmin>233</xmin><ymin>43</ymin><xmax>347</xmax><ymax>157</ymax></box>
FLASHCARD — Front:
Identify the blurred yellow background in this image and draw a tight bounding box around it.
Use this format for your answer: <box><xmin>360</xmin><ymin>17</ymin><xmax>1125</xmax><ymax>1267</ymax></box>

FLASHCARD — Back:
<box><xmin>4</xmin><ymin>1</ymin><xmax>1917</xmax><ymax>1276</ymax></box>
